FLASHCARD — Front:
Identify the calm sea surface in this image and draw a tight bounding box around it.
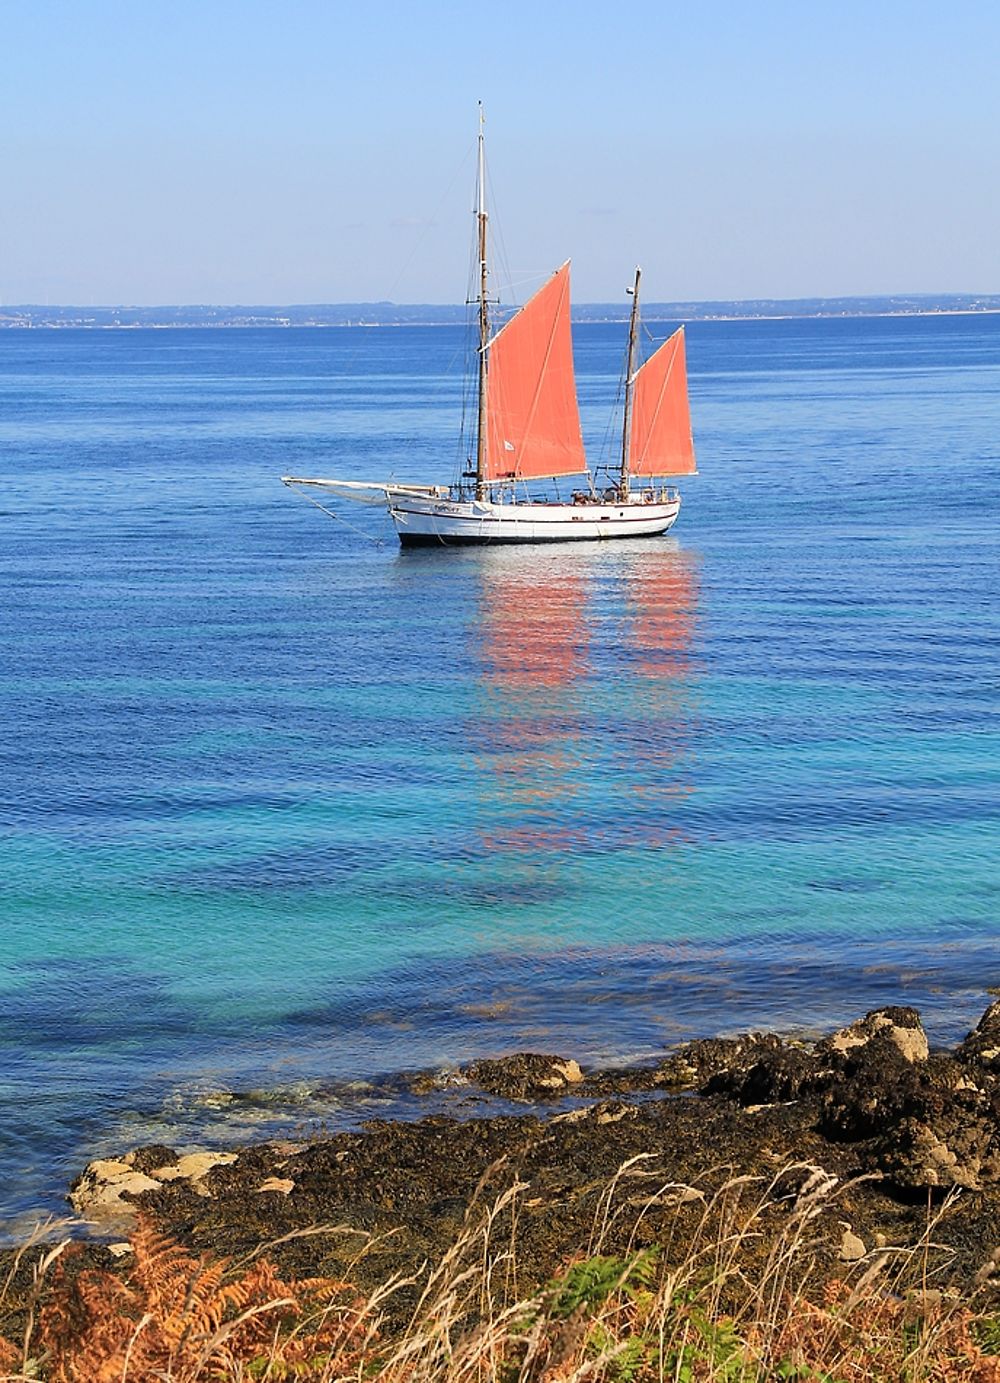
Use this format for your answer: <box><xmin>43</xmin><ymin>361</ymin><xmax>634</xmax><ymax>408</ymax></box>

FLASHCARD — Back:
<box><xmin>1</xmin><ymin>316</ymin><xmax>998</xmax><ymax>1222</ymax></box>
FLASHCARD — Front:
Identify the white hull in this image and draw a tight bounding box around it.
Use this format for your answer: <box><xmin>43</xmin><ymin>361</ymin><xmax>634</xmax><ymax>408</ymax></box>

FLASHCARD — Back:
<box><xmin>387</xmin><ymin>490</ymin><xmax>681</xmax><ymax>545</ymax></box>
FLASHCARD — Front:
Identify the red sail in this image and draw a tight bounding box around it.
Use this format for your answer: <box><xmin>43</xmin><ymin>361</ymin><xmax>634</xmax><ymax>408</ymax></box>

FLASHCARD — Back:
<box><xmin>484</xmin><ymin>262</ymin><xmax>587</xmax><ymax>482</ymax></box>
<box><xmin>628</xmin><ymin>327</ymin><xmax>696</xmax><ymax>477</ymax></box>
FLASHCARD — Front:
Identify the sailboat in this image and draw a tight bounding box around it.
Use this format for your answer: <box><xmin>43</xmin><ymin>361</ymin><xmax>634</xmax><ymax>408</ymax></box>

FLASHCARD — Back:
<box><xmin>282</xmin><ymin>110</ymin><xmax>697</xmax><ymax>546</ymax></box>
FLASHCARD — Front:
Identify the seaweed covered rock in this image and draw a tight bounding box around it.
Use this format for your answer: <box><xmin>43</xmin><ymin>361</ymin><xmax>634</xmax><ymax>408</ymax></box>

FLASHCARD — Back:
<box><xmin>819</xmin><ymin>1039</ymin><xmax>1000</xmax><ymax>1191</ymax></box>
<box><xmin>70</xmin><ymin>1160</ymin><xmax>163</xmax><ymax>1222</ymax></box>
<box><xmin>956</xmin><ymin>1000</ymin><xmax>1000</xmax><ymax>1073</ymax></box>
<box><xmin>683</xmin><ymin>1006</ymin><xmax>1000</xmax><ymax>1192</ymax></box>
<box><xmin>822</xmin><ymin>1048</ymin><xmax>943</xmax><ymax>1137</ymax></box>
<box><xmin>705</xmin><ymin>1043</ymin><xmax>827</xmax><ymax>1105</ymax></box>
<box><xmin>70</xmin><ymin>1149</ymin><xmax>238</xmax><ymax>1222</ymax></box>
<box><xmin>126</xmin><ymin>1145</ymin><xmax>179</xmax><ymax>1175</ymax></box>
<box><xmin>465</xmin><ymin>1053</ymin><xmax>584</xmax><ymax>1099</ymax></box>
<box><xmin>57</xmin><ymin>998</ymin><xmax>1000</xmax><ymax>1314</ymax></box>
<box><xmin>654</xmin><ymin>1033</ymin><xmax>783</xmax><ymax>1092</ymax></box>
<box><xmin>881</xmin><ymin>1107</ymin><xmax>1000</xmax><ymax>1191</ymax></box>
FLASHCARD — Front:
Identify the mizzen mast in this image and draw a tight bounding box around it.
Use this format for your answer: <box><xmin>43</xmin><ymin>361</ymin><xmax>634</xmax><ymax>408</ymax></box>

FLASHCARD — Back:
<box><xmin>619</xmin><ymin>266</ymin><xmax>641</xmax><ymax>499</ymax></box>
<box><xmin>475</xmin><ymin>103</ymin><xmax>489</xmax><ymax>501</ymax></box>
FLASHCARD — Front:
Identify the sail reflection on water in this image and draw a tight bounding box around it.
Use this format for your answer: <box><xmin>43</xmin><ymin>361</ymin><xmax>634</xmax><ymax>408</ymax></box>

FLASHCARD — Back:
<box><xmin>614</xmin><ymin>547</ymin><xmax>700</xmax><ymax>849</ymax></box>
<box><xmin>628</xmin><ymin>548</ymin><xmax>699</xmax><ymax>680</ymax></box>
<box><xmin>470</xmin><ymin>545</ymin><xmax>700</xmax><ymax>865</ymax></box>
<box><xmin>474</xmin><ymin>556</ymin><xmax>589</xmax><ymax>855</ymax></box>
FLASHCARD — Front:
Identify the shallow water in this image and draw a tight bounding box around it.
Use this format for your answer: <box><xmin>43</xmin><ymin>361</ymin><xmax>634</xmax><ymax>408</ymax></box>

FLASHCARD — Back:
<box><xmin>1</xmin><ymin>314</ymin><xmax>998</xmax><ymax>1220</ymax></box>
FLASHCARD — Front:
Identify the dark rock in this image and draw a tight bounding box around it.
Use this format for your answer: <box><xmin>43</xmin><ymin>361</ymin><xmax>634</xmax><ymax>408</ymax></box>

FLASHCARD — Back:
<box><xmin>819</xmin><ymin>1046</ymin><xmax>925</xmax><ymax>1143</ymax></box>
<box><xmin>956</xmin><ymin>1001</ymin><xmax>1000</xmax><ymax>1072</ymax></box>
<box><xmin>655</xmin><ymin>1033</ymin><xmax>783</xmax><ymax>1091</ymax></box>
<box><xmin>126</xmin><ymin>1145</ymin><xmax>178</xmax><ymax>1175</ymax></box>
<box><xmin>706</xmin><ymin>1045</ymin><xmax>828</xmax><ymax>1105</ymax></box>
<box><xmin>820</xmin><ymin>1045</ymin><xmax>1000</xmax><ymax>1191</ymax></box>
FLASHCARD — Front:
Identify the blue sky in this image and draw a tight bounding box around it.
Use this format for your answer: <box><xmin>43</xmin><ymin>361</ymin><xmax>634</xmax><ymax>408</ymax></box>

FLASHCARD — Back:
<box><xmin>2</xmin><ymin>0</ymin><xmax>998</xmax><ymax>304</ymax></box>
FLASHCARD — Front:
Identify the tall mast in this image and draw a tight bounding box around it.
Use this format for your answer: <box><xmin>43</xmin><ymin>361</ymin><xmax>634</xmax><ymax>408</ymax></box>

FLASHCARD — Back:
<box><xmin>619</xmin><ymin>266</ymin><xmax>641</xmax><ymax>499</ymax></box>
<box><xmin>475</xmin><ymin>103</ymin><xmax>489</xmax><ymax>501</ymax></box>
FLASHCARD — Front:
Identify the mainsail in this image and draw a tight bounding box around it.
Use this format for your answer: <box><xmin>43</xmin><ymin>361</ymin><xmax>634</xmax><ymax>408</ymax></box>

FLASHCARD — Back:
<box><xmin>483</xmin><ymin>262</ymin><xmax>588</xmax><ymax>483</ymax></box>
<box><xmin>627</xmin><ymin>327</ymin><xmax>697</xmax><ymax>478</ymax></box>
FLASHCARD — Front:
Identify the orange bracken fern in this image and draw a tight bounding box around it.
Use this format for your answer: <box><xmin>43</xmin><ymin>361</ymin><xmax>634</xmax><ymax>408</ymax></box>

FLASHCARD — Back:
<box><xmin>36</xmin><ymin>1215</ymin><xmax>372</xmax><ymax>1382</ymax></box>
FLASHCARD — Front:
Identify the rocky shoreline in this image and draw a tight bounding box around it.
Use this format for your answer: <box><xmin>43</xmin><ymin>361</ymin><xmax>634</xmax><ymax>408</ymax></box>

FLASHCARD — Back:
<box><xmin>54</xmin><ymin>1000</ymin><xmax>1000</xmax><ymax>1314</ymax></box>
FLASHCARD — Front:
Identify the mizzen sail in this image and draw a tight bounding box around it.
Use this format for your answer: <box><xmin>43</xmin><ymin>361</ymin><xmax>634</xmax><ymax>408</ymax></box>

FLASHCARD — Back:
<box><xmin>627</xmin><ymin>327</ymin><xmax>697</xmax><ymax>477</ymax></box>
<box><xmin>483</xmin><ymin>262</ymin><xmax>587</xmax><ymax>483</ymax></box>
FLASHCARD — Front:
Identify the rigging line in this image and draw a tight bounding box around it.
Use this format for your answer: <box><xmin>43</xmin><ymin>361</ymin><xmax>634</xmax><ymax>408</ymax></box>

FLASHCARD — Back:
<box><xmin>283</xmin><ymin>482</ymin><xmax>385</xmax><ymax>547</ymax></box>
<box><xmin>592</xmin><ymin>319</ymin><xmax>632</xmax><ymax>471</ymax></box>
<box><xmin>596</xmin><ymin>372</ymin><xmax>625</xmax><ymax>468</ymax></box>
<box><xmin>484</xmin><ymin>155</ymin><xmax>517</xmax><ymax>311</ymax></box>
<box><xmin>381</xmin><ymin>141</ymin><xmax>477</xmax><ymax>305</ymax></box>
<box><xmin>498</xmin><ymin>271</ymin><xmax>564</xmax><ymax>293</ymax></box>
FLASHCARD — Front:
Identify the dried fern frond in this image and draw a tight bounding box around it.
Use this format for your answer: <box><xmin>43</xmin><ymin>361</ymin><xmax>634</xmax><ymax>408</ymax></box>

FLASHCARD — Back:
<box><xmin>35</xmin><ymin>1214</ymin><xmax>371</xmax><ymax>1382</ymax></box>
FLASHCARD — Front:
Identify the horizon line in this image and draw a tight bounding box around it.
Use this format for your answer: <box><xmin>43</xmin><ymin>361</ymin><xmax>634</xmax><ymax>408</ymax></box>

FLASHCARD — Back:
<box><xmin>3</xmin><ymin>290</ymin><xmax>999</xmax><ymax>312</ymax></box>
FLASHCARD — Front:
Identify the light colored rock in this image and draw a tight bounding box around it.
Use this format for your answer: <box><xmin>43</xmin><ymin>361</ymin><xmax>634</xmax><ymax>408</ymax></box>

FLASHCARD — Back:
<box><xmin>537</xmin><ymin>1059</ymin><xmax>585</xmax><ymax>1089</ymax></box>
<box><xmin>890</xmin><ymin>1025</ymin><xmax>930</xmax><ymax>1063</ymax></box>
<box><xmin>83</xmin><ymin>1158</ymin><xmax>133</xmax><ymax>1180</ymax></box>
<box><xmin>173</xmin><ymin>1151</ymin><xmax>237</xmax><ymax>1180</ymax></box>
<box><xmin>595</xmin><ymin>1104</ymin><xmax>637</xmax><ymax>1125</ymax></box>
<box><xmin>550</xmin><ymin>1108</ymin><xmax>589</xmax><ymax>1125</ymax></box>
<box><xmin>890</xmin><ymin>1123</ymin><xmax>983</xmax><ymax>1191</ymax></box>
<box><xmin>839</xmin><ymin>1229</ymin><xmax>866</xmax><ymax>1262</ymax></box>
<box><xmin>107</xmin><ymin>1242</ymin><xmax>134</xmax><ymax>1259</ymax></box>
<box><xmin>70</xmin><ymin>1163</ymin><xmax>162</xmax><ymax>1220</ymax></box>
<box><xmin>828</xmin><ymin>1012</ymin><xmax>928</xmax><ymax>1063</ymax></box>
<box><xmin>908</xmin><ymin>1288</ymin><xmax>944</xmax><ymax>1310</ymax></box>
<box><xmin>553</xmin><ymin>1059</ymin><xmax>584</xmax><ymax>1084</ymax></box>
<box><xmin>256</xmin><ymin>1177</ymin><xmax>295</xmax><ymax>1195</ymax></box>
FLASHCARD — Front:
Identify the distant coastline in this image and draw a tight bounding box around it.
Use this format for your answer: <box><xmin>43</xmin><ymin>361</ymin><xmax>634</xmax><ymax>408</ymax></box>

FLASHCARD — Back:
<box><xmin>2</xmin><ymin>293</ymin><xmax>999</xmax><ymax>329</ymax></box>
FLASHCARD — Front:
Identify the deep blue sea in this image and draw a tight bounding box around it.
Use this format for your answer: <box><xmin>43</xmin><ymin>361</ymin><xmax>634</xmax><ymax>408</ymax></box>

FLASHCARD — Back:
<box><xmin>1</xmin><ymin>315</ymin><xmax>998</xmax><ymax>1225</ymax></box>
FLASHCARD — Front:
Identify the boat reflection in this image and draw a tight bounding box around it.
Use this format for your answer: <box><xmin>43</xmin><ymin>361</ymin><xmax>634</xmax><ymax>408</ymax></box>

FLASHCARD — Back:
<box><xmin>470</xmin><ymin>543</ymin><xmax>700</xmax><ymax>861</ymax></box>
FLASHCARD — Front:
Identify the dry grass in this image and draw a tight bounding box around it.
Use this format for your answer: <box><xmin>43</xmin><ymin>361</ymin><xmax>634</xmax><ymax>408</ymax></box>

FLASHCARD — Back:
<box><xmin>3</xmin><ymin>1161</ymin><xmax>1000</xmax><ymax>1381</ymax></box>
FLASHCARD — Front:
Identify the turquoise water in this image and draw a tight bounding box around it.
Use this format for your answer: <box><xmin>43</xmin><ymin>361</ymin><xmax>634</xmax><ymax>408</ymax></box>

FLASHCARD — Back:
<box><xmin>1</xmin><ymin>315</ymin><xmax>998</xmax><ymax>1220</ymax></box>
